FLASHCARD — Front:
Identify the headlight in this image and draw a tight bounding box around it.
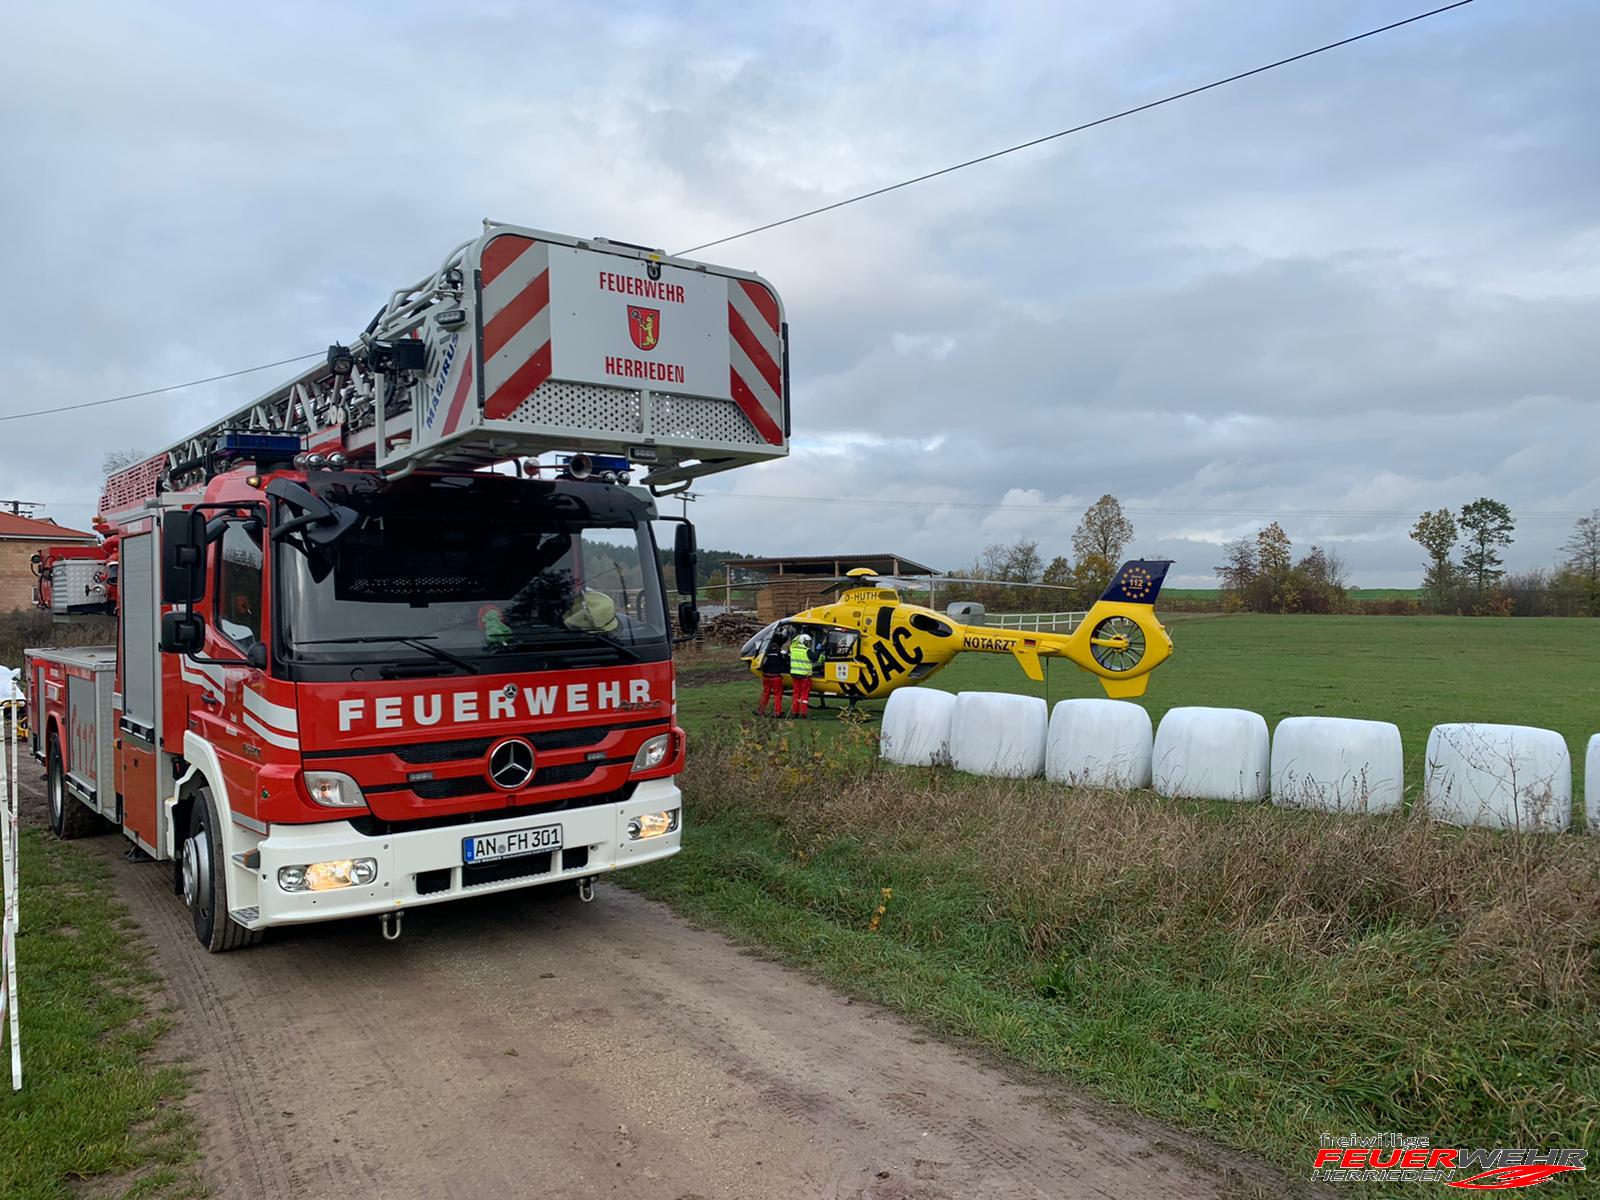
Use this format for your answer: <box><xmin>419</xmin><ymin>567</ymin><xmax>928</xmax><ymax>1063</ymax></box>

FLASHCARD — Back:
<box><xmin>631</xmin><ymin>733</ymin><xmax>671</xmax><ymax>774</ymax></box>
<box><xmin>278</xmin><ymin>858</ymin><xmax>379</xmax><ymax>892</ymax></box>
<box><xmin>626</xmin><ymin>809</ymin><xmax>679</xmax><ymax>840</ymax></box>
<box><xmin>303</xmin><ymin>770</ymin><xmax>366</xmax><ymax>808</ymax></box>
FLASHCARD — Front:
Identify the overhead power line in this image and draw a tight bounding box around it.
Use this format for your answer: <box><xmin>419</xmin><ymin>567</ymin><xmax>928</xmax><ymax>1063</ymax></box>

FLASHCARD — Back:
<box><xmin>0</xmin><ymin>353</ymin><xmax>323</xmax><ymax>424</ymax></box>
<box><xmin>693</xmin><ymin>491</ymin><xmax>1589</xmax><ymax>522</ymax></box>
<box><xmin>676</xmin><ymin>0</ymin><xmax>1475</xmax><ymax>255</ymax></box>
<box><xmin>2</xmin><ymin>2</ymin><xmax>1471</xmax><ymax>427</ymax></box>
<box><xmin>33</xmin><ymin>485</ymin><xmax>1593</xmax><ymax>526</ymax></box>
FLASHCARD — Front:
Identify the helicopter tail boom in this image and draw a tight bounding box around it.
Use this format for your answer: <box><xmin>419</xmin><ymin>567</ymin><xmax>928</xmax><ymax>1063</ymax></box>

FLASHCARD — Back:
<box><xmin>951</xmin><ymin>560</ymin><xmax>1175</xmax><ymax>695</ymax></box>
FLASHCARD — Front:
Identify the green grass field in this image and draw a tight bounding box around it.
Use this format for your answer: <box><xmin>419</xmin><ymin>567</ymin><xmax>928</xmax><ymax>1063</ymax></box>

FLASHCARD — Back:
<box><xmin>1162</xmin><ymin>587</ymin><xmax>1423</xmax><ymax>600</ymax></box>
<box><xmin>681</xmin><ymin>614</ymin><xmax>1599</xmax><ymax>808</ymax></box>
<box><xmin>648</xmin><ymin>614</ymin><xmax>1600</xmax><ymax>1195</ymax></box>
<box><xmin>0</xmin><ymin>829</ymin><xmax>202</xmax><ymax>1200</ymax></box>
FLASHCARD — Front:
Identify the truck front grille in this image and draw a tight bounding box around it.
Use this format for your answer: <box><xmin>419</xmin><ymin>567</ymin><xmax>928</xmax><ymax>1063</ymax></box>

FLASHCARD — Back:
<box><xmin>382</xmin><ymin>720</ymin><xmax>659</xmax><ymax>766</ymax></box>
<box><xmin>405</xmin><ymin>760</ymin><xmax>609</xmax><ymax>801</ymax></box>
<box><xmin>348</xmin><ymin>783</ymin><xmax>637</xmax><ymax>837</ymax></box>
<box><xmin>394</xmin><ymin>738</ymin><xmax>493</xmax><ymax>764</ymax></box>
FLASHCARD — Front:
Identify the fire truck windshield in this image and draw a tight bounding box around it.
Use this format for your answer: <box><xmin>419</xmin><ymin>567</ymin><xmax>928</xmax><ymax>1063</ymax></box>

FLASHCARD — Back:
<box><xmin>275</xmin><ymin>474</ymin><xmax>669</xmax><ymax>676</ymax></box>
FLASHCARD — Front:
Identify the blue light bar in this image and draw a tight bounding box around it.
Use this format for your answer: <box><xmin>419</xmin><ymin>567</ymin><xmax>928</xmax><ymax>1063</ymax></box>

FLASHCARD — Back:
<box><xmin>219</xmin><ymin>432</ymin><xmax>303</xmax><ymax>455</ymax></box>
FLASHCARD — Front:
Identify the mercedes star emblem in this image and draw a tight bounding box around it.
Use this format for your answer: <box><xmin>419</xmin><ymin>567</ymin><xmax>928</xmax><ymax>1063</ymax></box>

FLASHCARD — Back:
<box><xmin>488</xmin><ymin>738</ymin><xmax>535</xmax><ymax>790</ymax></box>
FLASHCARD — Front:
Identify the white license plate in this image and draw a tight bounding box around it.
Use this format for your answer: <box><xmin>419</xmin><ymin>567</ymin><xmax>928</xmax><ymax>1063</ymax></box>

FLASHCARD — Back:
<box><xmin>463</xmin><ymin>823</ymin><xmax>563</xmax><ymax>865</ymax></box>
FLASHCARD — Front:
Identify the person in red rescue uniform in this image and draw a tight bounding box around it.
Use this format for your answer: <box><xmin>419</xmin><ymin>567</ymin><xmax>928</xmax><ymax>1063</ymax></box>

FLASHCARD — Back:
<box><xmin>756</xmin><ymin>628</ymin><xmax>792</xmax><ymax>717</ymax></box>
<box><xmin>788</xmin><ymin>630</ymin><xmax>822</xmax><ymax>718</ymax></box>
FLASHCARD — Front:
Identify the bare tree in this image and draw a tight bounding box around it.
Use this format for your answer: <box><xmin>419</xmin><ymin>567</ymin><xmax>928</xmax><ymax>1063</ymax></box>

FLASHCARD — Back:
<box><xmin>1292</xmin><ymin>545</ymin><xmax>1349</xmax><ymax>613</ymax></box>
<box><xmin>101</xmin><ymin>447</ymin><xmax>146</xmax><ymax>476</ymax></box>
<box><xmin>1562</xmin><ymin>509</ymin><xmax>1600</xmax><ymax>613</ymax></box>
<box><xmin>1214</xmin><ymin>537</ymin><xmax>1257</xmax><ymax>609</ymax></box>
<box><xmin>1563</xmin><ymin>510</ymin><xmax>1600</xmax><ymax>583</ymax></box>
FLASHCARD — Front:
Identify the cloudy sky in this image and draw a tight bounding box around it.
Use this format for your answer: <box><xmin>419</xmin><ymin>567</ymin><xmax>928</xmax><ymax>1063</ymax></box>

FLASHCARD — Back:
<box><xmin>6</xmin><ymin>0</ymin><xmax>1596</xmax><ymax>586</ymax></box>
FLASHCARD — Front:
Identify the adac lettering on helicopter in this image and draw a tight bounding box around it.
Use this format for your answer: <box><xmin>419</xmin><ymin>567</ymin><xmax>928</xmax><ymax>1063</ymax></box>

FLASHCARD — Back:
<box><xmin>840</xmin><ymin>625</ymin><xmax>926</xmax><ymax>698</ymax></box>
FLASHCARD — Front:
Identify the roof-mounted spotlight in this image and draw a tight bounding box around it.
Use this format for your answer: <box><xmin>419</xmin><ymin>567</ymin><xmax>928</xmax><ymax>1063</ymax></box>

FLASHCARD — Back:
<box><xmin>369</xmin><ymin>339</ymin><xmax>427</xmax><ymax>373</ymax></box>
<box><xmin>327</xmin><ymin>344</ymin><xmax>355</xmax><ymax>377</ymax></box>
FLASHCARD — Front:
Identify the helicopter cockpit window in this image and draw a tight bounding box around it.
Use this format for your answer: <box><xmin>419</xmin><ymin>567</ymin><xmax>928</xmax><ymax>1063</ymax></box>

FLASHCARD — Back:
<box><xmin>740</xmin><ymin>621</ymin><xmax>788</xmax><ymax>660</ymax></box>
<box><xmin>823</xmin><ymin>629</ymin><xmax>858</xmax><ymax>658</ymax></box>
<box><xmin>875</xmin><ymin>607</ymin><xmax>893</xmax><ymax>638</ymax></box>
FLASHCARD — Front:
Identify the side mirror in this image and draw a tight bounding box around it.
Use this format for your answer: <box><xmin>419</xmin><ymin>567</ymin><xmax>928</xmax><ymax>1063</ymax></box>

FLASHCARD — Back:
<box><xmin>160</xmin><ymin>509</ymin><xmax>207</xmax><ymax>605</ymax></box>
<box><xmin>676</xmin><ymin>600</ymin><xmax>701</xmax><ymax>640</ymax></box>
<box><xmin>159</xmin><ymin>610</ymin><xmax>206</xmax><ymax>655</ymax></box>
<box><xmin>246</xmin><ymin>642</ymin><xmax>268</xmax><ymax>669</ymax></box>
<box><xmin>673</xmin><ymin>521</ymin><xmax>698</xmax><ymax>598</ymax></box>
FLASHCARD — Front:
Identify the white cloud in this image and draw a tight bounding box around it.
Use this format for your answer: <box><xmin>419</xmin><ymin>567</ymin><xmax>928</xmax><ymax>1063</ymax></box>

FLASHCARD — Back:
<box><xmin>3</xmin><ymin>0</ymin><xmax>1597</xmax><ymax>589</ymax></box>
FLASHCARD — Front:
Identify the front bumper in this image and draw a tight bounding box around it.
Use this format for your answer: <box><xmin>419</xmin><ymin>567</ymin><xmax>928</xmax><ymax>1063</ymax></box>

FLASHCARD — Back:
<box><xmin>250</xmin><ymin>778</ymin><xmax>682</xmax><ymax>927</ymax></box>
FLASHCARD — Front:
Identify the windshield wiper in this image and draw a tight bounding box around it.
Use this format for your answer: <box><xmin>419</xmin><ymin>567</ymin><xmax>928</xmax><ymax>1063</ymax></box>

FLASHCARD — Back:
<box><xmin>293</xmin><ymin>634</ymin><xmax>477</xmax><ymax>675</ymax></box>
<box><xmin>495</xmin><ymin>632</ymin><xmax>644</xmax><ymax>663</ymax></box>
<box><xmin>575</xmin><ymin>632</ymin><xmax>643</xmax><ymax>662</ymax></box>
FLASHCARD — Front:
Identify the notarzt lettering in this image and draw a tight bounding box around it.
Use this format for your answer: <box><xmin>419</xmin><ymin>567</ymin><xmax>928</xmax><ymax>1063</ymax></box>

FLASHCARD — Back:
<box><xmin>961</xmin><ymin>635</ymin><xmax>1017</xmax><ymax>652</ymax></box>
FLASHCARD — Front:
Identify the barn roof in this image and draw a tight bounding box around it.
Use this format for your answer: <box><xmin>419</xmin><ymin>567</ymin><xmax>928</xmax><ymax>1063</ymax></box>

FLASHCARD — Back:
<box><xmin>0</xmin><ymin>513</ymin><xmax>97</xmax><ymax>542</ymax></box>
<box><xmin>728</xmin><ymin>553</ymin><xmax>937</xmax><ymax>578</ymax></box>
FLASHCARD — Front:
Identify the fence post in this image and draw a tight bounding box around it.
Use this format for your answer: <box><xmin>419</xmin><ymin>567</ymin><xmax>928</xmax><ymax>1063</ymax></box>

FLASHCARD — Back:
<box><xmin>2</xmin><ymin>704</ymin><xmax>20</xmax><ymax>1089</ymax></box>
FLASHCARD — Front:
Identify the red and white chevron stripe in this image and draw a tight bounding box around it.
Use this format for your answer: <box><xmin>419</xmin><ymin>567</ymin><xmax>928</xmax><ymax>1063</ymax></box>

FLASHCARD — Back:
<box><xmin>726</xmin><ymin>279</ymin><xmax>783</xmax><ymax>445</ymax></box>
<box><xmin>473</xmin><ymin>234</ymin><xmax>783</xmax><ymax>445</ymax></box>
<box><xmin>479</xmin><ymin>235</ymin><xmax>554</xmax><ymax>424</ymax></box>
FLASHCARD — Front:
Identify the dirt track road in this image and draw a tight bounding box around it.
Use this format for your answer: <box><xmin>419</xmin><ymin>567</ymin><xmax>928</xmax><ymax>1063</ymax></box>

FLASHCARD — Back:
<box><xmin>19</xmin><ymin>775</ymin><xmax>1315</xmax><ymax>1200</ymax></box>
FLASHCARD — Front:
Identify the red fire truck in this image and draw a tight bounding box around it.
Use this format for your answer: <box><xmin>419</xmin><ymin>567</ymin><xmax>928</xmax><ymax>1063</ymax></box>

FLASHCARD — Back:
<box><xmin>32</xmin><ymin>541</ymin><xmax>118</xmax><ymax>616</ymax></box>
<box><xmin>26</xmin><ymin>221</ymin><xmax>789</xmax><ymax>950</ymax></box>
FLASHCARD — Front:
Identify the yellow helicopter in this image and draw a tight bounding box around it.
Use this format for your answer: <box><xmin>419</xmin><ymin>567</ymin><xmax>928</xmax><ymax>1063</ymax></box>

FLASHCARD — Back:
<box><xmin>740</xmin><ymin>560</ymin><xmax>1174</xmax><ymax>705</ymax></box>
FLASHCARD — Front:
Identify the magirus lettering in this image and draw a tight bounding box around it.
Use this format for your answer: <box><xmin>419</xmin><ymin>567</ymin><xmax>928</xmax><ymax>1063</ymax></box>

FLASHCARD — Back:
<box><xmin>422</xmin><ymin>332</ymin><xmax>460</xmax><ymax>429</ymax></box>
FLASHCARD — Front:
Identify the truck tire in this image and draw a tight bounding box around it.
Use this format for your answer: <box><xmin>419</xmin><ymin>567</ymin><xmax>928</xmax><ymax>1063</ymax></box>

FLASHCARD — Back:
<box><xmin>181</xmin><ymin>786</ymin><xmax>262</xmax><ymax>952</ymax></box>
<box><xmin>46</xmin><ymin>730</ymin><xmax>99</xmax><ymax>839</ymax></box>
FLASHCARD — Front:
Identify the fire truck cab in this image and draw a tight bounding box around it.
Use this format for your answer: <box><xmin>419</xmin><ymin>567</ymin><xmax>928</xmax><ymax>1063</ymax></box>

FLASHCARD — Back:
<box><xmin>27</xmin><ymin>222</ymin><xmax>789</xmax><ymax>950</ymax></box>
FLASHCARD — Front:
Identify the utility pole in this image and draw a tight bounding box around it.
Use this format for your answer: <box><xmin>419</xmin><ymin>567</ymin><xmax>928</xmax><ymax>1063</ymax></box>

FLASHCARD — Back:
<box><xmin>0</xmin><ymin>501</ymin><xmax>42</xmax><ymax>519</ymax></box>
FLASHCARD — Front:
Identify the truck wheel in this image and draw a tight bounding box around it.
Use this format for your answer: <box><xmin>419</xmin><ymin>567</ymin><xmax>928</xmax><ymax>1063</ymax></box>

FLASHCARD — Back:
<box><xmin>181</xmin><ymin>787</ymin><xmax>261</xmax><ymax>952</ymax></box>
<box><xmin>46</xmin><ymin>730</ymin><xmax>98</xmax><ymax>839</ymax></box>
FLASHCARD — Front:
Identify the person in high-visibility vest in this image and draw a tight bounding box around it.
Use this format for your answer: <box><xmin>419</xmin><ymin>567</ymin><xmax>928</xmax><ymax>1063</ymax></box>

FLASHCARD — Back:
<box><xmin>756</xmin><ymin>629</ymin><xmax>791</xmax><ymax>717</ymax></box>
<box><xmin>787</xmin><ymin>630</ymin><xmax>820</xmax><ymax>718</ymax></box>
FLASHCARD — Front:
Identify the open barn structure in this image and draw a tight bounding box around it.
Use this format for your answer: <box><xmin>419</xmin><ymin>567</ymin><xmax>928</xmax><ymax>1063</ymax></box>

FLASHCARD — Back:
<box><xmin>727</xmin><ymin>553</ymin><xmax>938</xmax><ymax>621</ymax></box>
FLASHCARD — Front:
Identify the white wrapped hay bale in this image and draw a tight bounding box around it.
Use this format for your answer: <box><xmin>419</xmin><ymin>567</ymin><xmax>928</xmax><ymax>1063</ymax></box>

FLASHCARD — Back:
<box><xmin>1588</xmin><ymin>735</ymin><xmax>1599</xmax><ymax>835</ymax></box>
<box><xmin>1045</xmin><ymin>699</ymin><xmax>1152</xmax><ymax>789</ymax></box>
<box><xmin>950</xmin><ymin>692</ymin><xmax>1048</xmax><ymax>779</ymax></box>
<box><xmin>878</xmin><ymin>688</ymin><xmax>958</xmax><ymax>767</ymax></box>
<box><xmin>1270</xmin><ymin>717</ymin><xmax>1403</xmax><ymax>815</ymax></box>
<box><xmin>1152</xmin><ymin>707</ymin><xmax>1270</xmax><ymax>802</ymax></box>
<box><xmin>1422</xmin><ymin>723</ymin><xmax>1571</xmax><ymax>832</ymax></box>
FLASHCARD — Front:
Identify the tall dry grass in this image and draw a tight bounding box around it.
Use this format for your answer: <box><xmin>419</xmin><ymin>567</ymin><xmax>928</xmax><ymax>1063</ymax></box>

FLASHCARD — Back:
<box><xmin>696</xmin><ymin>720</ymin><xmax>1600</xmax><ymax>1011</ymax></box>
